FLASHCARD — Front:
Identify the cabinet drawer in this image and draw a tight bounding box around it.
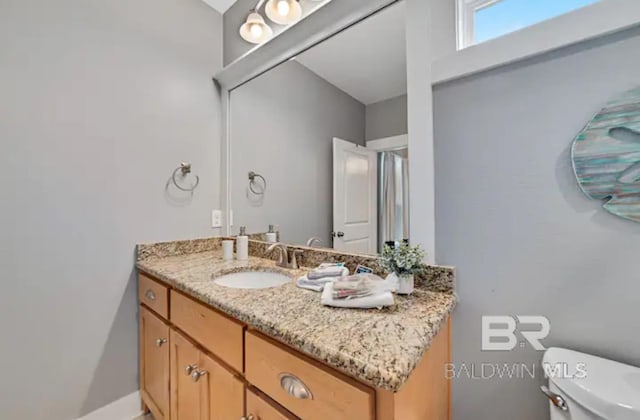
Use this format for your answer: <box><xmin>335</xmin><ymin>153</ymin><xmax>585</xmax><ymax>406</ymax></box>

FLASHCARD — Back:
<box><xmin>245</xmin><ymin>331</ymin><xmax>375</xmax><ymax>420</ymax></box>
<box><xmin>246</xmin><ymin>387</ymin><xmax>297</xmax><ymax>420</ymax></box>
<box><xmin>170</xmin><ymin>291</ymin><xmax>244</xmax><ymax>373</ymax></box>
<box><xmin>139</xmin><ymin>273</ymin><xmax>169</xmax><ymax>319</ymax></box>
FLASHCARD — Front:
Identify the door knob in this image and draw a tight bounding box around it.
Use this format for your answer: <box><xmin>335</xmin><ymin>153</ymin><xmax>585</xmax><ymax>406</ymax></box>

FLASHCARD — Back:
<box><xmin>331</xmin><ymin>231</ymin><xmax>345</xmax><ymax>238</ymax></box>
<box><xmin>155</xmin><ymin>338</ymin><xmax>167</xmax><ymax>347</ymax></box>
<box><xmin>185</xmin><ymin>364</ymin><xmax>198</xmax><ymax>375</ymax></box>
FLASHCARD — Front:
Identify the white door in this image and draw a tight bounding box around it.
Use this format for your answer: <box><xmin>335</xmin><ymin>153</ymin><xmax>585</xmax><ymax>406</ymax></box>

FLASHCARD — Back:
<box><xmin>332</xmin><ymin>137</ymin><xmax>378</xmax><ymax>254</ymax></box>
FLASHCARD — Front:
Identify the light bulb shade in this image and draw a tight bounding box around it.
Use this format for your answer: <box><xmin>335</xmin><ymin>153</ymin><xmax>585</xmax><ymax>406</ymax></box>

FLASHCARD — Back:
<box><xmin>239</xmin><ymin>12</ymin><xmax>273</xmax><ymax>44</ymax></box>
<box><xmin>265</xmin><ymin>0</ymin><xmax>302</xmax><ymax>25</ymax></box>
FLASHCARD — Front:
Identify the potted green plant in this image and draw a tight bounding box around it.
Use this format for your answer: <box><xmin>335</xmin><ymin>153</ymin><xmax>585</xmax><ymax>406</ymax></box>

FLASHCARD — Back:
<box><xmin>381</xmin><ymin>242</ymin><xmax>425</xmax><ymax>294</ymax></box>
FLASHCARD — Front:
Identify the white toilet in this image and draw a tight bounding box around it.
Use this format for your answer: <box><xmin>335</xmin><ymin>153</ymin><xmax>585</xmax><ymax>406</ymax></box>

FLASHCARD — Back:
<box><xmin>543</xmin><ymin>348</ymin><xmax>640</xmax><ymax>419</ymax></box>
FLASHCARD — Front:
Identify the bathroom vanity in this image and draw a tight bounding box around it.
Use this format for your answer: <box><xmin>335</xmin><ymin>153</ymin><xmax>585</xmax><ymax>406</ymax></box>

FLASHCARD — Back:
<box><xmin>136</xmin><ymin>238</ymin><xmax>456</xmax><ymax>420</ymax></box>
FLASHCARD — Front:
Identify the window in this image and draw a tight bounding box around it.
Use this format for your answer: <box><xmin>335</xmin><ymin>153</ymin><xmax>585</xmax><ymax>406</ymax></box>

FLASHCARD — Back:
<box><xmin>457</xmin><ymin>0</ymin><xmax>601</xmax><ymax>49</ymax></box>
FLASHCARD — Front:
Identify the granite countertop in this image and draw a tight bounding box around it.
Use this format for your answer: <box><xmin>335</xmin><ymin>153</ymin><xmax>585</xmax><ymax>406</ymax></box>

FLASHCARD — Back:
<box><xmin>136</xmin><ymin>248</ymin><xmax>456</xmax><ymax>392</ymax></box>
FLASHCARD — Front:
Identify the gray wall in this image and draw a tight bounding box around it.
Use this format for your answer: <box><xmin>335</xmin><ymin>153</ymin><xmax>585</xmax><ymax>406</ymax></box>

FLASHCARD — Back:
<box><xmin>434</xmin><ymin>28</ymin><xmax>640</xmax><ymax>420</ymax></box>
<box><xmin>0</xmin><ymin>1</ymin><xmax>222</xmax><ymax>418</ymax></box>
<box><xmin>224</xmin><ymin>0</ymin><xmax>327</xmax><ymax>66</ymax></box>
<box><xmin>429</xmin><ymin>0</ymin><xmax>456</xmax><ymax>60</ymax></box>
<box><xmin>230</xmin><ymin>60</ymin><xmax>365</xmax><ymax>245</ymax></box>
<box><xmin>365</xmin><ymin>94</ymin><xmax>408</xmax><ymax>140</ymax></box>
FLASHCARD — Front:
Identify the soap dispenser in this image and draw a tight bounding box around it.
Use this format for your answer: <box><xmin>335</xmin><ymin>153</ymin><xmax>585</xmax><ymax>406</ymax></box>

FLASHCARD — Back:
<box><xmin>237</xmin><ymin>226</ymin><xmax>249</xmax><ymax>261</ymax></box>
<box><xmin>266</xmin><ymin>225</ymin><xmax>277</xmax><ymax>243</ymax></box>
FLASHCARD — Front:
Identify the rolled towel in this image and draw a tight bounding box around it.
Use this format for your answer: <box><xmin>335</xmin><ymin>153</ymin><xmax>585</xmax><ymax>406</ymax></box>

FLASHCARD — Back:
<box><xmin>307</xmin><ymin>264</ymin><xmax>348</xmax><ymax>280</ymax></box>
<box><xmin>321</xmin><ymin>283</ymin><xmax>394</xmax><ymax>309</ymax></box>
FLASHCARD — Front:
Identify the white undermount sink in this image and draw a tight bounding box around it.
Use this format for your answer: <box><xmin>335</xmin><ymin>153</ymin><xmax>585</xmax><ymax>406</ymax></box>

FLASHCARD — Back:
<box><xmin>213</xmin><ymin>271</ymin><xmax>290</xmax><ymax>289</ymax></box>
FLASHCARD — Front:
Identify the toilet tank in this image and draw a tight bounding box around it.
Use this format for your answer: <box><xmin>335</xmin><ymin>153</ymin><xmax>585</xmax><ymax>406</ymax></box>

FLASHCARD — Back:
<box><xmin>543</xmin><ymin>348</ymin><xmax>640</xmax><ymax>420</ymax></box>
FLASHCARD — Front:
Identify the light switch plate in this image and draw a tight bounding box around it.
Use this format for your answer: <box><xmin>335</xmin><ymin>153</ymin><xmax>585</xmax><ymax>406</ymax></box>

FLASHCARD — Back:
<box><xmin>211</xmin><ymin>210</ymin><xmax>222</xmax><ymax>228</ymax></box>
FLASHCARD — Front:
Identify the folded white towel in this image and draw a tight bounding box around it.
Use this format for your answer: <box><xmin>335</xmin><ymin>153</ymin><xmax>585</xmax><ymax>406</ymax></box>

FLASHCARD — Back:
<box><xmin>307</xmin><ymin>264</ymin><xmax>348</xmax><ymax>280</ymax></box>
<box><xmin>296</xmin><ymin>275</ymin><xmax>337</xmax><ymax>292</ymax></box>
<box><xmin>321</xmin><ymin>283</ymin><xmax>394</xmax><ymax>309</ymax></box>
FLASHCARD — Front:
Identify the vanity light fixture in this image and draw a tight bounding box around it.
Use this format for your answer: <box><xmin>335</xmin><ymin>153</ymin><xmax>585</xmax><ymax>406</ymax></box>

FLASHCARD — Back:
<box><xmin>239</xmin><ymin>10</ymin><xmax>273</xmax><ymax>44</ymax></box>
<box><xmin>265</xmin><ymin>0</ymin><xmax>302</xmax><ymax>25</ymax></box>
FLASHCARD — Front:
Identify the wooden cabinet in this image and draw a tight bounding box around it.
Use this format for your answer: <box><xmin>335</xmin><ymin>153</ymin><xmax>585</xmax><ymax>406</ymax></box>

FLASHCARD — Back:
<box><xmin>140</xmin><ymin>306</ymin><xmax>170</xmax><ymax>420</ymax></box>
<box><xmin>170</xmin><ymin>329</ymin><xmax>245</xmax><ymax>420</ymax></box>
<box><xmin>139</xmin><ymin>271</ymin><xmax>451</xmax><ymax>420</ymax></box>
<box><xmin>246</xmin><ymin>388</ymin><xmax>297</xmax><ymax>420</ymax></box>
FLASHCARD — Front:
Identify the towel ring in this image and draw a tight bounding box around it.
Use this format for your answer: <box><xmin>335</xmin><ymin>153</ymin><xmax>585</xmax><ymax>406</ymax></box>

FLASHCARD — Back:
<box><xmin>172</xmin><ymin>162</ymin><xmax>200</xmax><ymax>192</ymax></box>
<box><xmin>248</xmin><ymin>171</ymin><xmax>267</xmax><ymax>195</ymax></box>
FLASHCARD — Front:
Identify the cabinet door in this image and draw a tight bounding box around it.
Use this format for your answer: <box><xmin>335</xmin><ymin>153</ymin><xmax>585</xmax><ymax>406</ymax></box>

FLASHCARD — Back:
<box><xmin>199</xmin><ymin>352</ymin><xmax>245</xmax><ymax>420</ymax></box>
<box><xmin>246</xmin><ymin>388</ymin><xmax>297</xmax><ymax>420</ymax></box>
<box><xmin>140</xmin><ymin>306</ymin><xmax>170</xmax><ymax>420</ymax></box>
<box><xmin>170</xmin><ymin>329</ymin><xmax>202</xmax><ymax>420</ymax></box>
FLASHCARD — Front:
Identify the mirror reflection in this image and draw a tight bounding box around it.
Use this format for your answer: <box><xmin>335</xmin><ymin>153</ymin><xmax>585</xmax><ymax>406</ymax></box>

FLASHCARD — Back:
<box><xmin>230</xmin><ymin>1</ymin><xmax>407</xmax><ymax>255</ymax></box>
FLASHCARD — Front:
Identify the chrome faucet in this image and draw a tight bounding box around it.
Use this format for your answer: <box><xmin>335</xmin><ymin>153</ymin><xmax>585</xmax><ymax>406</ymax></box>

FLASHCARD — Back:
<box><xmin>267</xmin><ymin>242</ymin><xmax>289</xmax><ymax>267</ymax></box>
<box><xmin>306</xmin><ymin>236</ymin><xmax>323</xmax><ymax>247</ymax></box>
<box><xmin>267</xmin><ymin>242</ymin><xmax>303</xmax><ymax>269</ymax></box>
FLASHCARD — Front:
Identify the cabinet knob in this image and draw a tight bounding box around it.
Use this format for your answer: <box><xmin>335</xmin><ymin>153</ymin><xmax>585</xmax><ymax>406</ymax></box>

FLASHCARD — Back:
<box><xmin>145</xmin><ymin>289</ymin><xmax>156</xmax><ymax>301</ymax></box>
<box><xmin>155</xmin><ymin>338</ymin><xmax>167</xmax><ymax>347</ymax></box>
<box><xmin>185</xmin><ymin>364</ymin><xmax>198</xmax><ymax>375</ymax></box>
<box><xmin>279</xmin><ymin>373</ymin><xmax>313</xmax><ymax>400</ymax></box>
<box><xmin>191</xmin><ymin>369</ymin><xmax>207</xmax><ymax>382</ymax></box>
<box><xmin>240</xmin><ymin>416</ymin><xmax>255</xmax><ymax>420</ymax></box>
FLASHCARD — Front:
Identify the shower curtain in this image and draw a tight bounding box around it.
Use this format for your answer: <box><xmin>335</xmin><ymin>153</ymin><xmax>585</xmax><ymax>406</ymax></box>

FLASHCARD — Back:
<box><xmin>378</xmin><ymin>150</ymin><xmax>409</xmax><ymax>253</ymax></box>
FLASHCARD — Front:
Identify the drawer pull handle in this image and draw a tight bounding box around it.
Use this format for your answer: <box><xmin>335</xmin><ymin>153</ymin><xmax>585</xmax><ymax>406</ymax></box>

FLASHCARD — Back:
<box><xmin>155</xmin><ymin>338</ymin><xmax>167</xmax><ymax>347</ymax></box>
<box><xmin>145</xmin><ymin>289</ymin><xmax>156</xmax><ymax>301</ymax></box>
<box><xmin>192</xmin><ymin>369</ymin><xmax>207</xmax><ymax>382</ymax></box>
<box><xmin>279</xmin><ymin>373</ymin><xmax>313</xmax><ymax>400</ymax></box>
<box><xmin>185</xmin><ymin>364</ymin><xmax>198</xmax><ymax>375</ymax></box>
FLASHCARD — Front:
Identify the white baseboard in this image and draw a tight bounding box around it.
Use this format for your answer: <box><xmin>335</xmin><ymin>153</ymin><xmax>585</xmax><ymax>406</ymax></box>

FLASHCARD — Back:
<box><xmin>77</xmin><ymin>391</ymin><xmax>143</xmax><ymax>420</ymax></box>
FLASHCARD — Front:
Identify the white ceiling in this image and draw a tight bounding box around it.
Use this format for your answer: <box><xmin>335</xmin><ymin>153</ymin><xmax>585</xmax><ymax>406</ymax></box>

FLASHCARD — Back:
<box><xmin>295</xmin><ymin>2</ymin><xmax>406</xmax><ymax>105</ymax></box>
<box><xmin>201</xmin><ymin>0</ymin><xmax>237</xmax><ymax>13</ymax></box>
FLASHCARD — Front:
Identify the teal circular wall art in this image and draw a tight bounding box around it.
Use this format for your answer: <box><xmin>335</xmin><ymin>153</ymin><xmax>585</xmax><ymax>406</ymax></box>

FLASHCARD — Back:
<box><xmin>572</xmin><ymin>87</ymin><xmax>640</xmax><ymax>222</ymax></box>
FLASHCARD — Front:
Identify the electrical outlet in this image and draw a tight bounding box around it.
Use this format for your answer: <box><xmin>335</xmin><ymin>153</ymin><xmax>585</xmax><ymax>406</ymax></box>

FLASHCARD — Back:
<box><xmin>211</xmin><ymin>210</ymin><xmax>222</xmax><ymax>228</ymax></box>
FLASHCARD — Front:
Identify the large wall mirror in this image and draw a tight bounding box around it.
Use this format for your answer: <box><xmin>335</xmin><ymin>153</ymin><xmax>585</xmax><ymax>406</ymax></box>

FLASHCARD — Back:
<box><xmin>229</xmin><ymin>1</ymin><xmax>407</xmax><ymax>256</ymax></box>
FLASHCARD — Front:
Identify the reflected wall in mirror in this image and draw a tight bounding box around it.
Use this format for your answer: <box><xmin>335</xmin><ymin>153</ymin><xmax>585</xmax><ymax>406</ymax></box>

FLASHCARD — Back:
<box><xmin>229</xmin><ymin>1</ymin><xmax>408</xmax><ymax>256</ymax></box>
